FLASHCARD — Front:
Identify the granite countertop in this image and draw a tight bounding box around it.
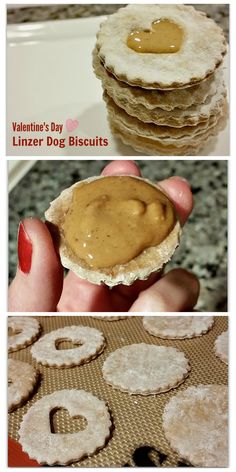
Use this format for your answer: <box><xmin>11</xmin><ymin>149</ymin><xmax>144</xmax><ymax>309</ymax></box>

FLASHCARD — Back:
<box><xmin>9</xmin><ymin>160</ymin><xmax>227</xmax><ymax>312</ymax></box>
<box><xmin>7</xmin><ymin>4</ymin><xmax>229</xmax><ymax>41</ymax></box>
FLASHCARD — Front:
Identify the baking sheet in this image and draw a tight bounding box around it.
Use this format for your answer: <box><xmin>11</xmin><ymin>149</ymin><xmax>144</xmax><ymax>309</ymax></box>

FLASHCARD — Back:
<box><xmin>8</xmin><ymin>315</ymin><xmax>228</xmax><ymax>467</ymax></box>
<box><xmin>7</xmin><ymin>17</ymin><xmax>229</xmax><ymax>156</ymax></box>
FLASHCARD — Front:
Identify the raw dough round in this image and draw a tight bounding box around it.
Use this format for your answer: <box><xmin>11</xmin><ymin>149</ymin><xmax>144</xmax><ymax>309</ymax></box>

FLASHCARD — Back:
<box><xmin>31</xmin><ymin>326</ymin><xmax>105</xmax><ymax>367</ymax></box>
<box><xmin>8</xmin><ymin>317</ymin><xmax>41</xmax><ymax>352</ymax></box>
<box><xmin>19</xmin><ymin>389</ymin><xmax>112</xmax><ymax>465</ymax></box>
<box><xmin>143</xmin><ymin>316</ymin><xmax>214</xmax><ymax>339</ymax></box>
<box><xmin>214</xmin><ymin>330</ymin><xmax>228</xmax><ymax>364</ymax></box>
<box><xmin>102</xmin><ymin>343</ymin><xmax>190</xmax><ymax>395</ymax></box>
<box><xmin>163</xmin><ymin>384</ymin><xmax>228</xmax><ymax>467</ymax></box>
<box><xmin>8</xmin><ymin>359</ymin><xmax>38</xmax><ymax>412</ymax></box>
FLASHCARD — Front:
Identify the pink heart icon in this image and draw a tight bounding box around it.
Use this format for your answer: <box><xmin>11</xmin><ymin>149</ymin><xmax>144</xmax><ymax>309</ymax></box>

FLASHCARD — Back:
<box><xmin>66</xmin><ymin>118</ymin><xmax>79</xmax><ymax>132</ymax></box>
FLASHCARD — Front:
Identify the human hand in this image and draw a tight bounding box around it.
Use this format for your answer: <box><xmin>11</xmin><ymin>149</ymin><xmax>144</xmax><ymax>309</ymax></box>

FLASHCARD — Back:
<box><xmin>9</xmin><ymin>160</ymin><xmax>199</xmax><ymax>312</ymax></box>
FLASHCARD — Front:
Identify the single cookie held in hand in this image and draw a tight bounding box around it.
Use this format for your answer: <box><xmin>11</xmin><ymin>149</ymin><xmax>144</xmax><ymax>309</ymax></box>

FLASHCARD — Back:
<box><xmin>214</xmin><ymin>330</ymin><xmax>228</xmax><ymax>364</ymax></box>
<box><xmin>8</xmin><ymin>317</ymin><xmax>41</xmax><ymax>353</ymax></box>
<box><xmin>163</xmin><ymin>384</ymin><xmax>228</xmax><ymax>467</ymax></box>
<box><xmin>8</xmin><ymin>359</ymin><xmax>38</xmax><ymax>412</ymax></box>
<box><xmin>19</xmin><ymin>389</ymin><xmax>112</xmax><ymax>465</ymax></box>
<box><xmin>143</xmin><ymin>316</ymin><xmax>214</xmax><ymax>339</ymax></box>
<box><xmin>45</xmin><ymin>175</ymin><xmax>181</xmax><ymax>286</ymax></box>
<box><xmin>102</xmin><ymin>343</ymin><xmax>190</xmax><ymax>395</ymax></box>
<box><xmin>31</xmin><ymin>325</ymin><xmax>105</xmax><ymax>367</ymax></box>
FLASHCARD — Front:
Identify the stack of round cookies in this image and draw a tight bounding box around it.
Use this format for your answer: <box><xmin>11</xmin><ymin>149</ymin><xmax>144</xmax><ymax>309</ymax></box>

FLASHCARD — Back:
<box><xmin>93</xmin><ymin>4</ymin><xmax>227</xmax><ymax>156</ymax></box>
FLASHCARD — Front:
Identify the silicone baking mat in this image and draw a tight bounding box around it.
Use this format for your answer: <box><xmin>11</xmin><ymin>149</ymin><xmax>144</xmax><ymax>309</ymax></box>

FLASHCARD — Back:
<box><xmin>8</xmin><ymin>315</ymin><xmax>228</xmax><ymax>467</ymax></box>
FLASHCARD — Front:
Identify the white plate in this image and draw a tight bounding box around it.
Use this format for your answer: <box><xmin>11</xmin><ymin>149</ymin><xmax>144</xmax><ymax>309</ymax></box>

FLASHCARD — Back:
<box><xmin>8</xmin><ymin>160</ymin><xmax>36</xmax><ymax>191</ymax></box>
<box><xmin>7</xmin><ymin>17</ymin><xmax>229</xmax><ymax>157</ymax></box>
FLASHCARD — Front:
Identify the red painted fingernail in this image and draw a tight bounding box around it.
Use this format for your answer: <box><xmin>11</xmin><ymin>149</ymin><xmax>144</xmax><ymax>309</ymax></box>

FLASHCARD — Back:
<box><xmin>18</xmin><ymin>222</ymin><xmax>33</xmax><ymax>274</ymax></box>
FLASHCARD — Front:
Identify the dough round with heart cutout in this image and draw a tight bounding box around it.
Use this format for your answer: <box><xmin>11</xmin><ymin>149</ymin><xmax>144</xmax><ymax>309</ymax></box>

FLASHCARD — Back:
<box><xmin>19</xmin><ymin>389</ymin><xmax>112</xmax><ymax>465</ymax></box>
<box><xmin>214</xmin><ymin>330</ymin><xmax>228</xmax><ymax>364</ymax></box>
<box><xmin>102</xmin><ymin>343</ymin><xmax>190</xmax><ymax>395</ymax></box>
<box><xmin>143</xmin><ymin>316</ymin><xmax>214</xmax><ymax>339</ymax></box>
<box><xmin>96</xmin><ymin>4</ymin><xmax>226</xmax><ymax>89</ymax></box>
<box><xmin>163</xmin><ymin>384</ymin><xmax>228</xmax><ymax>467</ymax></box>
<box><xmin>31</xmin><ymin>326</ymin><xmax>105</xmax><ymax>367</ymax></box>
<box><xmin>8</xmin><ymin>359</ymin><xmax>38</xmax><ymax>412</ymax></box>
<box><xmin>45</xmin><ymin>175</ymin><xmax>181</xmax><ymax>287</ymax></box>
<box><xmin>8</xmin><ymin>317</ymin><xmax>41</xmax><ymax>353</ymax></box>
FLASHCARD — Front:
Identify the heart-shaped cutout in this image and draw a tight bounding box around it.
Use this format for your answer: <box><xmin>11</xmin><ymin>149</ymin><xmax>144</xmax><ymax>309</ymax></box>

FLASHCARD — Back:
<box><xmin>50</xmin><ymin>408</ymin><xmax>87</xmax><ymax>434</ymax></box>
<box><xmin>55</xmin><ymin>337</ymin><xmax>83</xmax><ymax>351</ymax></box>
<box><xmin>127</xmin><ymin>19</ymin><xmax>184</xmax><ymax>54</ymax></box>
<box><xmin>66</xmin><ymin>118</ymin><xmax>79</xmax><ymax>133</ymax></box>
<box><xmin>19</xmin><ymin>390</ymin><xmax>111</xmax><ymax>465</ymax></box>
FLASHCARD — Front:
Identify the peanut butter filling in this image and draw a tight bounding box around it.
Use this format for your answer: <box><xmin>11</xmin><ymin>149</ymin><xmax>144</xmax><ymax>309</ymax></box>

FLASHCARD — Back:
<box><xmin>127</xmin><ymin>19</ymin><xmax>184</xmax><ymax>54</ymax></box>
<box><xmin>62</xmin><ymin>176</ymin><xmax>176</xmax><ymax>269</ymax></box>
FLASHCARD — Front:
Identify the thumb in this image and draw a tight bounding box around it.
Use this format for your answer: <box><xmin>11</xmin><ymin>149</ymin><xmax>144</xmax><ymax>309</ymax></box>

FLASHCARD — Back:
<box><xmin>8</xmin><ymin>218</ymin><xmax>63</xmax><ymax>312</ymax></box>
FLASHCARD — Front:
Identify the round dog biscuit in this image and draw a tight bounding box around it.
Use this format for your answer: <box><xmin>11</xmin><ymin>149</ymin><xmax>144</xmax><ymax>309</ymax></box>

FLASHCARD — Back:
<box><xmin>109</xmin><ymin>121</ymin><xmax>222</xmax><ymax>156</ymax></box>
<box><xmin>8</xmin><ymin>317</ymin><xmax>41</xmax><ymax>353</ymax></box>
<box><xmin>31</xmin><ymin>326</ymin><xmax>105</xmax><ymax>367</ymax></box>
<box><xmin>96</xmin><ymin>4</ymin><xmax>226</xmax><ymax>89</ymax></box>
<box><xmin>8</xmin><ymin>359</ymin><xmax>38</xmax><ymax>412</ymax></box>
<box><xmin>214</xmin><ymin>330</ymin><xmax>228</xmax><ymax>364</ymax></box>
<box><xmin>45</xmin><ymin>175</ymin><xmax>181</xmax><ymax>286</ymax></box>
<box><xmin>105</xmin><ymin>91</ymin><xmax>221</xmax><ymax>142</ymax></box>
<box><xmin>163</xmin><ymin>384</ymin><xmax>228</xmax><ymax>467</ymax></box>
<box><xmin>93</xmin><ymin>48</ymin><xmax>222</xmax><ymax>111</ymax></box>
<box><xmin>102</xmin><ymin>343</ymin><xmax>190</xmax><ymax>395</ymax></box>
<box><xmin>19</xmin><ymin>389</ymin><xmax>112</xmax><ymax>465</ymax></box>
<box><xmin>143</xmin><ymin>316</ymin><xmax>214</xmax><ymax>339</ymax></box>
<box><xmin>106</xmin><ymin>80</ymin><xmax>226</xmax><ymax>127</ymax></box>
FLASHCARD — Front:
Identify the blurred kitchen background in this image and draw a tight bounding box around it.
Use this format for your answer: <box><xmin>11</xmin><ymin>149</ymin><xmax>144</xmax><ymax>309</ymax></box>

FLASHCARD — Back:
<box><xmin>7</xmin><ymin>4</ymin><xmax>229</xmax><ymax>43</ymax></box>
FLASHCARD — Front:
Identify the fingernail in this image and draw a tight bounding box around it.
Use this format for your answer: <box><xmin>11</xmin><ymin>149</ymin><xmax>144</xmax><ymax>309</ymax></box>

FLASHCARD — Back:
<box><xmin>18</xmin><ymin>222</ymin><xmax>33</xmax><ymax>274</ymax></box>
